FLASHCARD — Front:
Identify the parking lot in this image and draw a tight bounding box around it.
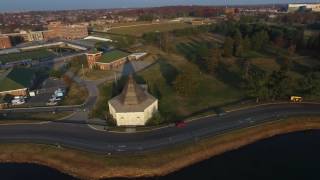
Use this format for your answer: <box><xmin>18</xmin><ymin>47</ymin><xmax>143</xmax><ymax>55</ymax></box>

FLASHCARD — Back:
<box><xmin>26</xmin><ymin>78</ymin><xmax>67</xmax><ymax>107</ymax></box>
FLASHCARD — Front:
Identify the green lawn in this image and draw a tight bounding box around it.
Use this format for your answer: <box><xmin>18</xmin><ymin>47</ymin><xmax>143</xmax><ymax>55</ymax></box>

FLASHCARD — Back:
<box><xmin>0</xmin><ymin>49</ymin><xmax>56</xmax><ymax>64</ymax></box>
<box><xmin>137</xmin><ymin>54</ymin><xmax>245</xmax><ymax>120</ymax></box>
<box><xmin>109</xmin><ymin>22</ymin><xmax>192</xmax><ymax>37</ymax></box>
<box><xmin>90</xmin><ymin>54</ymin><xmax>244</xmax><ymax>122</ymax></box>
<box><xmin>89</xmin><ymin>33</ymin><xmax>319</xmax><ymax>123</ymax></box>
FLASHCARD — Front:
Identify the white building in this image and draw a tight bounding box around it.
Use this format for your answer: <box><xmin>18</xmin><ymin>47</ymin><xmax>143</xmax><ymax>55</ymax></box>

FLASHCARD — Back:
<box><xmin>108</xmin><ymin>76</ymin><xmax>158</xmax><ymax>126</ymax></box>
<box><xmin>288</xmin><ymin>3</ymin><xmax>320</xmax><ymax>12</ymax></box>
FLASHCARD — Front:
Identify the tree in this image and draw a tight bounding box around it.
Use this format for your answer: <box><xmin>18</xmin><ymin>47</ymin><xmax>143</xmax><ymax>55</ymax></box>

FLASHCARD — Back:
<box><xmin>245</xmin><ymin>69</ymin><xmax>268</xmax><ymax>102</ymax></box>
<box><xmin>204</xmin><ymin>48</ymin><xmax>222</xmax><ymax>74</ymax></box>
<box><xmin>267</xmin><ymin>70</ymin><xmax>291</xmax><ymax>100</ymax></box>
<box><xmin>160</xmin><ymin>32</ymin><xmax>171</xmax><ymax>52</ymax></box>
<box><xmin>233</xmin><ymin>29</ymin><xmax>243</xmax><ymax>57</ymax></box>
<box><xmin>251</xmin><ymin>30</ymin><xmax>269</xmax><ymax>51</ymax></box>
<box><xmin>300</xmin><ymin>72</ymin><xmax>320</xmax><ymax>97</ymax></box>
<box><xmin>242</xmin><ymin>36</ymin><xmax>251</xmax><ymax>52</ymax></box>
<box><xmin>223</xmin><ymin>36</ymin><xmax>234</xmax><ymax>57</ymax></box>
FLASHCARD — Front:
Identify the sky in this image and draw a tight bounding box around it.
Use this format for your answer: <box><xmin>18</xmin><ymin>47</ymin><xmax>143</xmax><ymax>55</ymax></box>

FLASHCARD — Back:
<box><xmin>0</xmin><ymin>0</ymin><xmax>318</xmax><ymax>12</ymax></box>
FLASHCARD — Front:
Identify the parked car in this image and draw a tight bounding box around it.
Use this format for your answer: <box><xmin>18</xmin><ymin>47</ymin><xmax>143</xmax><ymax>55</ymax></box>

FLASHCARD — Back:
<box><xmin>54</xmin><ymin>88</ymin><xmax>65</xmax><ymax>97</ymax></box>
<box><xmin>11</xmin><ymin>96</ymin><xmax>26</xmax><ymax>105</ymax></box>
<box><xmin>50</xmin><ymin>95</ymin><xmax>62</xmax><ymax>102</ymax></box>
<box><xmin>175</xmin><ymin>121</ymin><xmax>187</xmax><ymax>128</ymax></box>
<box><xmin>46</xmin><ymin>101</ymin><xmax>58</xmax><ymax>106</ymax></box>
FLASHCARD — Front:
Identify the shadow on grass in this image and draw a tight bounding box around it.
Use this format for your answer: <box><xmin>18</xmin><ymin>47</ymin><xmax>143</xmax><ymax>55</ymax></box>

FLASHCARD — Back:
<box><xmin>158</xmin><ymin>57</ymin><xmax>179</xmax><ymax>87</ymax></box>
<box><xmin>291</xmin><ymin>61</ymin><xmax>312</xmax><ymax>74</ymax></box>
<box><xmin>214</xmin><ymin>62</ymin><xmax>243</xmax><ymax>89</ymax></box>
<box><xmin>180</xmin><ymin>97</ymin><xmax>252</xmax><ymax>121</ymax></box>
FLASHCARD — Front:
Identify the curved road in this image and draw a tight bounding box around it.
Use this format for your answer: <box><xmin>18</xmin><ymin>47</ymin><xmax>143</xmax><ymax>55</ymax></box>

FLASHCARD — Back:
<box><xmin>0</xmin><ymin>103</ymin><xmax>319</xmax><ymax>154</ymax></box>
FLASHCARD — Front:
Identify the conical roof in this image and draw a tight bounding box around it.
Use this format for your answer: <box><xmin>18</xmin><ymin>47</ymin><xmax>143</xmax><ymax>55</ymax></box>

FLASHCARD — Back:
<box><xmin>119</xmin><ymin>75</ymin><xmax>147</xmax><ymax>105</ymax></box>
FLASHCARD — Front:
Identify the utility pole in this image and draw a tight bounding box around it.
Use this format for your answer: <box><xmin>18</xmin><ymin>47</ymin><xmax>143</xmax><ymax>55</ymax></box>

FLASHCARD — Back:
<box><xmin>82</xmin><ymin>63</ymin><xmax>84</xmax><ymax>78</ymax></box>
<box><xmin>114</xmin><ymin>72</ymin><xmax>118</xmax><ymax>87</ymax></box>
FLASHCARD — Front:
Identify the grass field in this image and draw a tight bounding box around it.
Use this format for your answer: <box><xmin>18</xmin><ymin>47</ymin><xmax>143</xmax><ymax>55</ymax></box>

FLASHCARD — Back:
<box><xmin>139</xmin><ymin>54</ymin><xmax>244</xmax><ymax>120</ymax></box>
<box><xmin>89</xmin><ymin>32</ymin><xmax>320</xmax><ymax>122</ymax></box>
<box><xmin>0</xmin><ymin>49</ymin><xmax>56</xmax><ymax>64</ymax></box>
<box><xmin>109</xmin><ymin>22</ymin><xmax>192</xmax><ymax>36</ymax></box>
<box><xmin>90</xmin><ymin>43</ymin><xmax>245</xmax><ymax>121</ymax></box>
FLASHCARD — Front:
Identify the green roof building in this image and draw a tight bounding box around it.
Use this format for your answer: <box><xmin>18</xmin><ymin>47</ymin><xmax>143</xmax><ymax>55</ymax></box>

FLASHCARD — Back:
<box><xmin>0</xmin><ymin>68</ymin><xmax>36</xmax><ymax>96</ymax></box>
<box><xmin>98</xmin><ymin>50</ymin><xmax>130</xmax><ymax>63</ymax></box>
<box><xmin>86</xmin><ymin>49</ymin><xmax>131</xmax><ymax>70</ymax></box>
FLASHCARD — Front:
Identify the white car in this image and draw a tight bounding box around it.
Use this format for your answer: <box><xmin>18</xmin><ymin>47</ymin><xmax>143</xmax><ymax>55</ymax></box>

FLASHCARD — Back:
<box><xmin>50</xmin><ymin>97</ymin><xmax>61</xmax><ymax>102</ymax></box>
<box><xmin>46</xmin><ymin>101</ymin><xmax>58</xmax><ymax>106</ymax></box>
<box><xmin>11</xmin><ymin>99</ymin><xmax>25</xmax><ymax>105</ymax></box>
<box><xmin>54</xmin><ymin>89</ymin><xmax>65</xmax><ymax>98</ymax></box>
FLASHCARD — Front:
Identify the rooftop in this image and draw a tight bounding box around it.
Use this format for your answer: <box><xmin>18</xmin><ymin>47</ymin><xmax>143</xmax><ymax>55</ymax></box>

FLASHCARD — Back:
<box><xmin>0</xmin><ymin>68</ymin><xmax>35</xmax><ymax>92</ymax></box>
<box><xmin>86</xmin><ymin>49</ymin><xmax>102</xmax><ymax>54</ymax></box>
<box><xmin>109</xmin><ymin>76</ymin><xmax>157</xmax><ymax>112</ymax></box>
<box><xmin>98</xmin><ymin>50</ymin><xmax>129</xmax><ymax>63</ymax></box>
<box><xmin>0</xmin><ymin>48</ymin><xmax>55</xmax><ymax>65</ymax></box>
<box><xmin>119</xmin><ymin>76</ymin><xmax>148</xmax><ymax>105</ymax></box>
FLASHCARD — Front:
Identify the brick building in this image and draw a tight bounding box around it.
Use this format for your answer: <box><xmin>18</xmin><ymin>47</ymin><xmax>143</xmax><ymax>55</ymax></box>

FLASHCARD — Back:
<box><xmin>85</xmin><ymin>50</ymin><xmax>130</xmax><ymax>70</ymax></box>
<box><xmin>85</xmin><ymin>50</ymin><xmax>147</xmax><ymax>71</ymax></box>
<box><xmin>46</xmin><ymin>21</ymin><xmax>88</xmax><ymax>40</ymax></box>
<box><xmin>0</xmin><ymin>35</ymin><xmax>12</xmax><ymax>49</ymax></box>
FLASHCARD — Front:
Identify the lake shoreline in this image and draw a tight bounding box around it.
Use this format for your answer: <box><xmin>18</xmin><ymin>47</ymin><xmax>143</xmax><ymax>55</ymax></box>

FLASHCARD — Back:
<box><xmin>0</xmin><ymin>116</ymin><xmax>320</xmax><ymax>179</ymax></box>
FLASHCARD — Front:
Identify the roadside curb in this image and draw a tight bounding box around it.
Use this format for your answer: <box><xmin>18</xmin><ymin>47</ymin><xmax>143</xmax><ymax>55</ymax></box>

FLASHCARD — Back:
<box><xmin>225</xmin><ymin>102</ymin><xmax>320</xmax><ymax>113</ymax></box>
<box><xmin>86</xmin><ymin>121</ymin><xmax>173</xmax><ymax>133</ymax></box>
<box><xmin>0</xmin><ymin>121</ymin><xmax>49</xmax><ymax>126</ymax></box>
<box><xmin>57</xmin><ymin>112</ymin><xmax>78</xmax><ymax>121</ymax></box>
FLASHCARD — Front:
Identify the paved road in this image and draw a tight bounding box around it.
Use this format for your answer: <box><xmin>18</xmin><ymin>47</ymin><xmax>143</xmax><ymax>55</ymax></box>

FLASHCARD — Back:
<box><xmin>0</xmin><ymin>103</ymin><xmax>319</xmax><ymax>154</ymax></box>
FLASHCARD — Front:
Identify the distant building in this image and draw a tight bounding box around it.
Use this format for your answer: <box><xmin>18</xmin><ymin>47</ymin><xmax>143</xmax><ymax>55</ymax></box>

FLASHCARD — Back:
<box><xmin>0</xmin><ymin>35</ymin><xmax>12</xmax><ymax>49</ymax></box>
<box><xmin>86</xmin><ymin>50</ymin><xmax>147</xmax><ymax>70</ymax></box>
<box><xmin>287</xmin><ymin>3</ymin><xmax>320</xmax><ymax>12</ymax></box>
<box><xmin>108</xmin><ymin>76</ymin><xmax>158</xmax><ymax>126</ymax></box>
<box><xmin>46</xmin><ymin>21</ymin><xmax>88</xmax><ymax>40</ymax></box>
<box><xmin>0</xmin><ymin>68</ymin><xmax>36</xmax><ymax>96</ymax></box>
<box><xmin>86</xmin><ymin>50</ymin><xmax>103</xmax><ymax>69</ymax></box>
<box><xmin>190</xmin><ymin>20</ymin><xmax>204</xmax><ymax>26</ymax></box>
<box><xmin>19</xmin><ymin>31</ymin><xmax>44</xmax><ymax>42</ymax></box>
<box><xmin>224</xmin><ymin>8</ymin><xmax>236</xmax><ymax>15</ymax></box>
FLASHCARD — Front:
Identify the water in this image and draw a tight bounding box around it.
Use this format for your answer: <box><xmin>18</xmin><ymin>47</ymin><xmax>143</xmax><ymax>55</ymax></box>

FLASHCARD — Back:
<box><xmin>0</xmin><ymin>163</ymin><xmax>75</xmax><ymax>180</ymax></box>
<box><xmin>1</xmin><ymin>130</ymin><xmax>320</xmax><ymax>180</ymax></box>
<box><xmin>162</xmin><ymin>130</ymin><xmax>320</xmax><ymax>180</ymax></box>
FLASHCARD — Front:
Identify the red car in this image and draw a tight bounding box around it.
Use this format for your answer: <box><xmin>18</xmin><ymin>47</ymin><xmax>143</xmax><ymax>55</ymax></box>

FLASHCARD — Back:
<box><xmin>175</xmin><ymin>121</ymin><xmax>187</xmax><ymax>128</ymax></box>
